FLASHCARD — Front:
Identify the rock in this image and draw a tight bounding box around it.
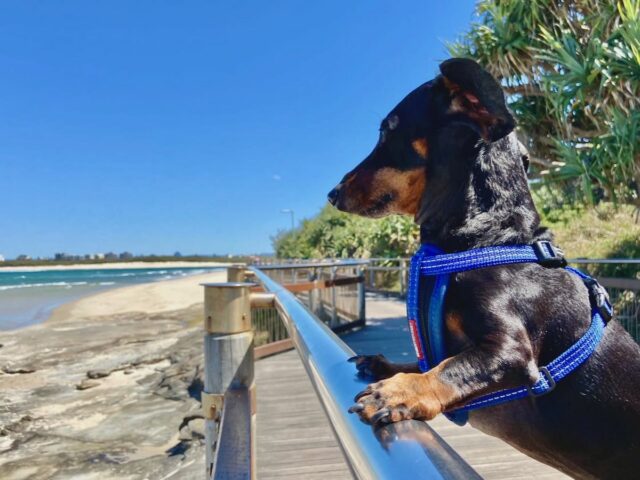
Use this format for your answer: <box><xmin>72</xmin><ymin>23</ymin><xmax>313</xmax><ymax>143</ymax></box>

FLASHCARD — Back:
<box><xmin>76</xmin><ymin>379</ymin><xmax>100</xmax><ymax>390</ymax></box>
<box><xmin>179</xmin><ymin>425</ymin><xmax>192</xmax><ymax>441</ymax></box>
<box><xmin>87</xmin><ymin>369</ymin><xmax>110</xmax><ymax>379</ymax></box>
<box><xmin>0</xmin><ymin>302</ymin><xmax>206</xmax><ymax>478</ymax></box>
<box><xmin>188</xmin><ymin>418</ymin><xmax>205</xmax><ymax>439</ymax></box>
<box><xmin>2</xmin><ymin>365</ymin><xmax>36</xmax><ymax>374</ymax></box>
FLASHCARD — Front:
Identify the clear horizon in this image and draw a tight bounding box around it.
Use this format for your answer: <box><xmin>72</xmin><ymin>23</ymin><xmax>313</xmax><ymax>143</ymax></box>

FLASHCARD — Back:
<box><xmin>1</xmin><ymin>1</ymin><xmax>477</xmax><ymax>259</ymax></box>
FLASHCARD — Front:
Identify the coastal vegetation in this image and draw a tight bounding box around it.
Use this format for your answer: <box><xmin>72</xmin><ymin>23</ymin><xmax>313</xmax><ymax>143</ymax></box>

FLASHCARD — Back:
<box><xmin>274</xmin><ymin>0</ymin><xmax>640</xmax><ymax>275</ymax></box>
<box><xmin>450</xmin><ymin>0</ymin><xmax>640</xmax><ymax>209</ymax></box>
<box><xmin>272</xmin><ymin>201</ymin><xmax>640</xmax><ymax>277</ymax></box>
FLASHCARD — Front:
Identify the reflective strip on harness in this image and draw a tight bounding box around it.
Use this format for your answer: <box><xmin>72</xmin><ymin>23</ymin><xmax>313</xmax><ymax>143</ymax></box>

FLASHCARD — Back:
<box><xmin>408</xmin><ymin>319</ymin><xmax>425</xmax><ymax>362</ymax></box>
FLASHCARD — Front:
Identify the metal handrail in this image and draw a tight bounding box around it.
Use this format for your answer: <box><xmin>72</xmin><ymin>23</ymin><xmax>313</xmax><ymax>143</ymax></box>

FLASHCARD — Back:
<box><xmin>250</xmin><ymin>266</ymin><xmax>481</xmax><ymax>480</ymax></box>
<box><xmin>255</xmin><ymin>259</ymin><xmax>369</xmax><ymax>270</ymax></box>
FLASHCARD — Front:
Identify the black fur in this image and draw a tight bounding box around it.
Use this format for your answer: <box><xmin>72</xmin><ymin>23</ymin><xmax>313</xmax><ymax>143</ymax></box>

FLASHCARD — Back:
<box><xmin>331</xmin><ymin>58</ymin><xmax>640</xmax><ymax>479</ymax></box>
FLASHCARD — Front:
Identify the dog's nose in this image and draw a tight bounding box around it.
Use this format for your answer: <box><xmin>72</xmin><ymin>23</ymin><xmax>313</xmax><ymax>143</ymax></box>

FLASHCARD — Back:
<box><xmin>327</xmin><ymin>187</ymin><xmax>340</xmax><ymax>205</ymax></box>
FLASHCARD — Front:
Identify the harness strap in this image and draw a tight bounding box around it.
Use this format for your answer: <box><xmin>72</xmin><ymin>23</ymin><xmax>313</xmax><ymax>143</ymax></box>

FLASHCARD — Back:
<box><xmin>455</xmin><ymin>312</ymin><xmax>606</xmax><ymax>412</ymax></box>
<box><xmin>418</xmin><ymin>240</ymin><xmax>566</xmax><ymax>275</ymax></box>
<box><xmin>407</xmin><ymin>241</ymin><xmax>612</xmax><ymax>423</ymax></box>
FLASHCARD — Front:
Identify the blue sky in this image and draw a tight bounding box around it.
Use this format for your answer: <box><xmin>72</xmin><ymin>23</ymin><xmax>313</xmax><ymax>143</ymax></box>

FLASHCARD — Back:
<box><xmin>0</xmin><ymin>1</ymin><xmax>476</xmax><ymax>259</ymax></box>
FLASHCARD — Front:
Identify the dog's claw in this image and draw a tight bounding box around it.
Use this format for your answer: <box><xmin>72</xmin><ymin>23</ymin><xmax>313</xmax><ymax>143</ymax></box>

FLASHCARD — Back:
<box><xmin>348</xmin><ymin>403</ymin><xmax>364</xmax><ymax>413</ymax></box>
<box><xmin>371</xmin><ymin>408</ymin><xmax>391</xmax><ymax>424</ymax></box>
<box><xmin>354</xmin><ymin>388</ymin><xmax>371</xmax><ymax>402</ymax></box>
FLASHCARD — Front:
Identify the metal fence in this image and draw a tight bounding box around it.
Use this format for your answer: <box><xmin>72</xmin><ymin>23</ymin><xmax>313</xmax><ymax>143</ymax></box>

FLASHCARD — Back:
<box><xmin>569</xmin><ymin>259</ymin><xmax>640</xmax><ymax>342</ymax></box>
<box><xmin>251</xmin><ymin>261</ymin><xmax>366</xmax><ymax>346</ymax></box>
<box><xmin>366</xmin><ymin>257</ymin><xmax>640</xmax><ymax>342</ymax></box>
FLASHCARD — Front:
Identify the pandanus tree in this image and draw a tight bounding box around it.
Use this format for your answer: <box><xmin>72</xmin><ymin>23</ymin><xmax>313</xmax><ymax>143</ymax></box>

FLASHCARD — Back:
<box><xmin>449</xmin><ymin>0</ymin><xmax>640</xmax><ymax>212</ymax></box>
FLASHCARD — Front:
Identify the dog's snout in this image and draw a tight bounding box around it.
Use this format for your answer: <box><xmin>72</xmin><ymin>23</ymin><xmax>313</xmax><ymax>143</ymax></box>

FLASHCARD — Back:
<box><xmin>327</xmin><ymin>187</ymin><xmax>340</xmax><ymax>205</ymax></box>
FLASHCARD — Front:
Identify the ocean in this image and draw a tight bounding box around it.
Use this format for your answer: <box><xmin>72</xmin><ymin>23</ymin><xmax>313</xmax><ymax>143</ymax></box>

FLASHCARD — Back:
<box><xmin>0</xmin><ymin>266</ymin><xmax>223</xmax><ymax>330</ymax></box>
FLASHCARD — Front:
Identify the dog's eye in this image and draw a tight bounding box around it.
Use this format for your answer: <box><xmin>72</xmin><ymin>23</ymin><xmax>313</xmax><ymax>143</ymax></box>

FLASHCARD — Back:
<box><xmin>387</xmin><ymin>115</ymin><xmax>399</xmax><ymax>130</ymax></box>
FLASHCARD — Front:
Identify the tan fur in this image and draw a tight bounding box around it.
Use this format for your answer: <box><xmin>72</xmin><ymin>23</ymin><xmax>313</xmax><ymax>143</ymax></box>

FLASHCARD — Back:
<box><xmin>370</xmin><ymin>167</ymin><xmax>426</xmax><ymax>215</ymax></box>
<box><xmin>411</xmin><ymin>138</ymin><xmax>429</xmax><ymax>159</ymax></box>
<box><xmin>443</xmin><ymin>79</ymin><xmax>497</xmax><ymax>140</ymax></box>
<box><xmin>445</xmin><ymin>312</ymin><xmax>465</xmax><ymax>339</ymax></box>
<box><xmin>359</xmin><ymin>358</ymin><xmax>460</xmax><ymax>422</ymax></box>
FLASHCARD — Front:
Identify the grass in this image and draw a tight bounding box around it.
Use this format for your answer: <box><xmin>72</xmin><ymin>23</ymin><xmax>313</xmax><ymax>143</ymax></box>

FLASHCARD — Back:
<box><xmin>539</xmin><ymin>203</ymin><xmax>640</xmax><ymax>278</ymax></box>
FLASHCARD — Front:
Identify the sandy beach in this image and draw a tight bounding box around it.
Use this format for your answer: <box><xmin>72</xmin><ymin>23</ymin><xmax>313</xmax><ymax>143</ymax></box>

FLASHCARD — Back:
<box><xmin>0</xmin><ymin>269</ymin><xmax>226</xmax><ymax>479</ymax></box>
<box><xmin>48</xmin><ymin>270</ymin><xmax>227</xmax><ymax>322</ymax></box>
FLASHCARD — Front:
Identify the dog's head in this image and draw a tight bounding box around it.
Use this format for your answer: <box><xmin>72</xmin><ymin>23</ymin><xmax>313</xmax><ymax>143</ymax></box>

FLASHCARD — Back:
<box><xmin>328</xmin><ymin>58</ymin><xmax>516</xmax><ymax>219</ymax></box>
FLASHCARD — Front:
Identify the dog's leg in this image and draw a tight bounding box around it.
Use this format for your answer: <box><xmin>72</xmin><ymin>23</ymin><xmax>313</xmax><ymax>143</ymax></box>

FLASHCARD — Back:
<box><xmin>348</xmin><ymin>354</ymin><xmax>420</xmax><ymax>380</ymax></box>
<box><xmin>349</xmin><ymin>336</ymin><xmax>537</xmax><ymax>424</ymax></box>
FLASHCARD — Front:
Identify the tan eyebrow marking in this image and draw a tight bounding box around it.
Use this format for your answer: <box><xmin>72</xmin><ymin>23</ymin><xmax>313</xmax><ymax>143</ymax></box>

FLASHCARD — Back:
<box><xmin>411</xmin><ymin>138</ymin><xmax>429</xmax><ymax>159</ymax></box>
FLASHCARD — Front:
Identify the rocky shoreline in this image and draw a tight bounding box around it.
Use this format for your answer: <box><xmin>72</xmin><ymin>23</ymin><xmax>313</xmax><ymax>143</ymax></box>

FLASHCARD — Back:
<box><xmin>0</xmin><ymin>273</ymin><xmax>224</xmax><ymax>479</ymax></box>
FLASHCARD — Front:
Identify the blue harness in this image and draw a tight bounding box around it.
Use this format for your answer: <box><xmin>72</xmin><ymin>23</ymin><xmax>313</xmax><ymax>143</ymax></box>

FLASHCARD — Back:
<box><xmin>406</xmin><ymin>240</ymin><xmax>613</xmax><ymax>426</ymax></box>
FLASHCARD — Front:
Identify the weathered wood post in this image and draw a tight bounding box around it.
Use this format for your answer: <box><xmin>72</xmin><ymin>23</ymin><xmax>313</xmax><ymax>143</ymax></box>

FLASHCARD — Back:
<box><xmin>201</xmin><ymin>279</ymin><xmax>256</xmax><ymax>479</ymax></box>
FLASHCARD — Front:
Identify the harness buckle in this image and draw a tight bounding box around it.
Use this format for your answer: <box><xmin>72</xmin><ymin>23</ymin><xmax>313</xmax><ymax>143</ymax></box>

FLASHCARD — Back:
<box><xmin>528</xmin><ymin>366</ymin><xmax>556</xmax><ymax>397</ymax></box>
<box><xmin>532</xmin><ymin>241</ymin><xmax>567</xmax><ymax>268</ymax></box>
<box><xmin>583</xmin><ymin>278</ymin><xmax>614</xmax><ymax>322</ymax></box>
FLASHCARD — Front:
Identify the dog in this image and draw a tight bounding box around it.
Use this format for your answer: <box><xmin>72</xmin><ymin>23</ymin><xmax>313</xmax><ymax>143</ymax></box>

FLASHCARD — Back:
<box><xmin>327</xmin><ymin>58</ymin><xmax>640</xmax><ymax>479</ymax></box>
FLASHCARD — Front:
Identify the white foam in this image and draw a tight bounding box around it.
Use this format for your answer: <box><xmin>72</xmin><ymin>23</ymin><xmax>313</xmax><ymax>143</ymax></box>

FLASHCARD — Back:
<box><xmin>0</xmin><ymin>281</ymin><xmax>89</xmax><ymax>291</ymax></box>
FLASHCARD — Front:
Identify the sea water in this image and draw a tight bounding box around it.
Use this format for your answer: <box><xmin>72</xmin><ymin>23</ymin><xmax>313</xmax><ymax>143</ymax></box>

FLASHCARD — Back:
<box><xmin>0</xmin><ymin>267</ymin><xmax>223</xmax><ymax>330</ymax></box>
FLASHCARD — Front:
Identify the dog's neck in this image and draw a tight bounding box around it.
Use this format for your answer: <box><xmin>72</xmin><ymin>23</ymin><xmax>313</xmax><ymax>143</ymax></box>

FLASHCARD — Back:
<box><xmin>417</xmin><ymin>132</ymin><xmax>549</xmax><ymax>252</ymax></box>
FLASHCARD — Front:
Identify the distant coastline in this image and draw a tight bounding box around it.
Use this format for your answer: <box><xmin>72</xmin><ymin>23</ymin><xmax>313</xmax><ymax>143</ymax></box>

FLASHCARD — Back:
<box><xmin>0</xmin><ymin>261</ymin><xmax>230</xmax><ymax>273</ymax></box>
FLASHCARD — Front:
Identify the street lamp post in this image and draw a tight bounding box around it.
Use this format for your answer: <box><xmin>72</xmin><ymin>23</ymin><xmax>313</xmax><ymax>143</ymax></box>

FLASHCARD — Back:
<box><xmin>281</xmin><ymin>209</ymin><xmax>295</xmax><ymax>230</ymax></box>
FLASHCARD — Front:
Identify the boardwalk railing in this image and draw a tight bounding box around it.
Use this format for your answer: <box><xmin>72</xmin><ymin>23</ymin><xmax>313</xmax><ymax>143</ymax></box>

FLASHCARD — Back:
<box><xmin>202</xmin><ymin>262</ymin><xmax>480</xmax><ymax>479</ymax></box>
<box><xmin>367</xmin><ymin>257</ymin><xmax>640</xmax><ymax>342</ymax></box>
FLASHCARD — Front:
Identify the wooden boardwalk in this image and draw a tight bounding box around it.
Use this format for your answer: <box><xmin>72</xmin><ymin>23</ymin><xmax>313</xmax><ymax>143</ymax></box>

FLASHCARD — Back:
<box><xmin>254</xmin><ymin>295</ymin><xmax>568</xmax><ymax>479</ymax></box>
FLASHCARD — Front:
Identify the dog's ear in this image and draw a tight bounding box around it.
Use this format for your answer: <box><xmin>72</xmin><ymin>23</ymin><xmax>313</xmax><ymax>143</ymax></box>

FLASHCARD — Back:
<box><xmin>439</xmin><ymin>58</ymin><xmax>515</xmax><ymax>142</ymax></box>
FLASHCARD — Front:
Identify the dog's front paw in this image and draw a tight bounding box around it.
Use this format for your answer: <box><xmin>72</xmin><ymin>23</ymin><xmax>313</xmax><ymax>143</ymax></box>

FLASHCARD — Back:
<box><xmin>348</xmin><ymin>372</ymin><xmax>443</xmax><ymax>425</ymax></box>
<box><xmin>348</xmin><ymin>353</ymin><xmax>395</xmax><ymax>380</ymax></box>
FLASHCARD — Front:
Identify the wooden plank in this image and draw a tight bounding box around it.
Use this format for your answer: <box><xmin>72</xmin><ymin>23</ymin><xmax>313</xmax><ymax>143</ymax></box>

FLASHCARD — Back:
<box><xmin>254</xmin><ymin>349</ymin><xmax>353</xmax><ymax>479</ymax></box>
<box><xmin>255</xmin><ymin>338</ymin><xmax>294</xmax><ymax>359</ymax></box>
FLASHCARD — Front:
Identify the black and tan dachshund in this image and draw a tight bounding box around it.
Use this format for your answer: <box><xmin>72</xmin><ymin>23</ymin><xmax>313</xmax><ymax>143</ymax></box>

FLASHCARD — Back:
<box><xmin>328</xmin><ymin>58</ymin><xmax>640</xmax><ymax>479</ymax></box>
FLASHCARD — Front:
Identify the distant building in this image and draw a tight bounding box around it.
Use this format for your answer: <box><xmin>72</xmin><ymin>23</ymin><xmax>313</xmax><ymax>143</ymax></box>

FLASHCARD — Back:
<box><xmin>95</xmin><ymin>253</ymin><xmax>105</xmax><ymax>260</ymax></box>
<box><xmin>104</xmin><ymin>252</ymin><xmax>118</xmax><ymax>261</ymax></box>
<box><xmin>16</xmin><ymin>254</ymin><xmax>31</xmax><ymax>261</ymax></box>
<box><xmin>119</xmin><ymin>251</ymin><xmax>134</xmax><ymax>260</ymax></box>
<box><xmin>0</xmin><ymin>254</ymin><xmax>4</xmax><ymax>262</ymax></box>
<box><xmin>174</xmin><ymin>251</ymin><xmax>182</xmax><ymax>258</ymax></box>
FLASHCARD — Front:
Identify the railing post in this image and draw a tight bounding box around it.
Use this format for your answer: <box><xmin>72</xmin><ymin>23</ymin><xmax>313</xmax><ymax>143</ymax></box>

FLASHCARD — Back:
<box><xmin>399</xmin><ymin>259</ymin><xmax>407</xmax><ymax>296</ymax></box>
<box><xmin>202</xmin><ymin>281</ymin><xmax>256</xmax><ymax>479</ymax></box>
<box><xmin>330</xmin><ymin>266</ymin><xmax>338</xmax><ymax>327</ymax></box>
<box><xmin>356</xmin><ymin>266</ymin><xmax>366</xmax><ymax>323</ymax></box>
<box><xmin>308</xmin><ymin>267</ymin><xmax>317</xmax><ymax>313</ymax></box>
<box><xmin>227</xmin><ymin>264</ymin><xmax>247</xmax><ymax>282</ymax></box>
